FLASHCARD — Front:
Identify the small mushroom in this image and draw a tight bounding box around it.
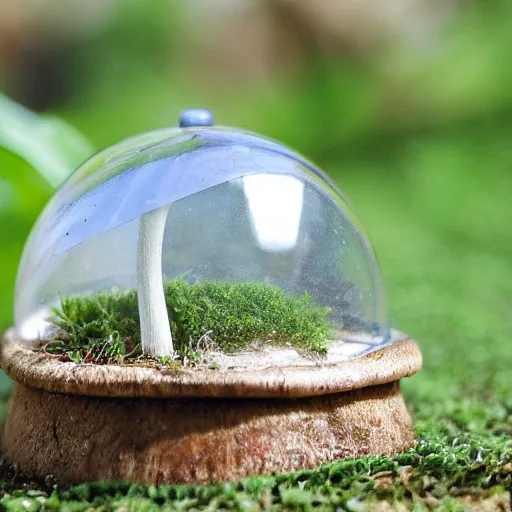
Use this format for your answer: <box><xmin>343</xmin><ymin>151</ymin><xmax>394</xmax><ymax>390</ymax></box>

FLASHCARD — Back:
<box><xmin>137</xmin><ymin>205</ymin><xmax>173</xmax><ymax>356</ymax></box>
<box><xmin>135</xmin><ymin>108</ymin><xmax>217</xmax><ymax>356</ymax></box>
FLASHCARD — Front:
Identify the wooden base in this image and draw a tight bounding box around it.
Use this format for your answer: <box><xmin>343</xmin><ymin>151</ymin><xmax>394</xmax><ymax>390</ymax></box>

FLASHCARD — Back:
<box><xmin>3</xmin><ymin>381</ymin><xmax>413</xmax><ymax>485</ymax></box>
<box><xmin>0</xmin><ymin>329</ymin><xmax>422</xmax><ymax>484</ymax></box>
<box><xmin>0</xmin><ymin>330</ymin><xmax>422</xmax><ymax>399</ymax></box>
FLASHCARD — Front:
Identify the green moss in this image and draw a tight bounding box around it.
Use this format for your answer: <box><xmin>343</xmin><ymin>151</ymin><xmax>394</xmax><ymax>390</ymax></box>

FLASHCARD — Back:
<box><xmin>46</xmin><ymin>280</ymin><xmax>332</xmax><ymax>363</ymax></box>
<box><xmin>0</xmin><ymin>391</ymin><xmax>510</xmax><ymax>510</ymax></box>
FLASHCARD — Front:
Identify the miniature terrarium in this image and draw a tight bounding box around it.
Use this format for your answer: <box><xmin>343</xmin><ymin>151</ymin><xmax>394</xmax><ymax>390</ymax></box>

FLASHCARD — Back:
<box><xmin>1</xmin><ymin>109</ymin><xmax>422</xmax><ymax>485</ymax></box>
<box><xmin>15</xmin><ymin>110</ymin><xmax>387</xmax><ymax>363</ymax></box>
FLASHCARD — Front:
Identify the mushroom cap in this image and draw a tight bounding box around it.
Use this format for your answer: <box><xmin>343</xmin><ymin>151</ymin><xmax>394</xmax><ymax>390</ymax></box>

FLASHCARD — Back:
<box><xmin>1</xmin><ymin>328</ymin><xmax>422</xmax><ymax>398</ymax></box>
<box><xmin>14</xmin><ymin>122</ymin><xmax>391</xmax><ymax>356</ymax></box>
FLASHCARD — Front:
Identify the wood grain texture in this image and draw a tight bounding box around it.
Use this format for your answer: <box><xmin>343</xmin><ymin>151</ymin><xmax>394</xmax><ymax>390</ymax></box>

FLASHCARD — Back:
<box><xmin>0</xmin><ymin>329</ymin><xmax>422</xmax><ymax>398</ymax></box>
<box><xmin>3</xmin><ymin>381</ymin><xmax>414</xmax><ymax>485</ymax></box>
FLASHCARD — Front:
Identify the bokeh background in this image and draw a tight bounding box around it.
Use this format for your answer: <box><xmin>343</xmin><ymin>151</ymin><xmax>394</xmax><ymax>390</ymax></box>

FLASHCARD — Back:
<box><xmin>1</xmin><ymin>0</ymin><xmax>511</xmax><ymax>413</ymax></box>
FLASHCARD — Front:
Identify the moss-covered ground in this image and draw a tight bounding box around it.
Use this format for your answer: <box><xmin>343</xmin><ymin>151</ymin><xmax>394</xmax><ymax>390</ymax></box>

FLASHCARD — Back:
<box><xmin>1</xmin><ymin>120</ymin><xmax>511</xmax><ymax>510</ymax></box>
<box><xmin>46</xmin><ymin>280</ymin><xmax>331</xmax><ymax>364</ymax></box>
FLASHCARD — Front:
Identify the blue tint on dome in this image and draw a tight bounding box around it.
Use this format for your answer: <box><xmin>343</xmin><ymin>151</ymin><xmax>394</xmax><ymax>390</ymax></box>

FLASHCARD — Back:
<box><xmin>14</xmin><ymin>121</ymin><xmax>390</xmax><ymax>358</ymax></box>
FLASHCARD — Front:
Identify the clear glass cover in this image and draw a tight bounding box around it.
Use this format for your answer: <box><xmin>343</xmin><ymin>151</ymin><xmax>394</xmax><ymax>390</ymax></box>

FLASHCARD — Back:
<box><xmin>14</xmin><ymin>126</ymin><xmax>390</xmax><ymax>360</ymax></box>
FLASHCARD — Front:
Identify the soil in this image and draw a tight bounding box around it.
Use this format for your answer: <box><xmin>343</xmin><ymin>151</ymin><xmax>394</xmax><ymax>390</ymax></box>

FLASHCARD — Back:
<box><xmin>34</xmin><ymin>329</ymin><xmax>403</xmax><ymax>371</ymax></box>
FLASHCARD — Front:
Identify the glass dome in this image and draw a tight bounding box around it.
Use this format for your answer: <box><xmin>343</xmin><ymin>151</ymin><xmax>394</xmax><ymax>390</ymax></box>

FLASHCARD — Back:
<box><xmin>14</xmin><ymin>112</ymin><xmax>390</xmax><ymax>362</ymax></box>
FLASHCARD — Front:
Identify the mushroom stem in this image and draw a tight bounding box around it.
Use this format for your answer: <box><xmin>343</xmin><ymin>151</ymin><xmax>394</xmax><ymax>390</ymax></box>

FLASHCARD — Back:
<box><xmin>137</xmin><ymin>205</ymin><xmax>173</xmax><ymax>356</ymax></box>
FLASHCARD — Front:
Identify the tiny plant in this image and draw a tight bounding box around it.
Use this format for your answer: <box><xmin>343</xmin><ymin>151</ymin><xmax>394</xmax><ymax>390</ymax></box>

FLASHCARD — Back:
<box><xmin>45</xmin><ymin>280</ymin><xmax>332</xmax><ymax>365</ymax></box>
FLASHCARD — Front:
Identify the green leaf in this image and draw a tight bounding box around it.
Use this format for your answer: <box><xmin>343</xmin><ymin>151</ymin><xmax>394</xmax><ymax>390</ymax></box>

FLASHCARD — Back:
<box><xmin>0</xmin><ymin>94</ymin><xmax>94</xmax><ymax>189</ymax></box>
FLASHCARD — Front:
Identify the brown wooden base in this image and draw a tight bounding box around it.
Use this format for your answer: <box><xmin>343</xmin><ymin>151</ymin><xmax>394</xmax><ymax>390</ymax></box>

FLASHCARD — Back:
<box><xmin>2</xmin><ymin>381</ymin><xmax>414</xmax><ymax>485</ymax></box>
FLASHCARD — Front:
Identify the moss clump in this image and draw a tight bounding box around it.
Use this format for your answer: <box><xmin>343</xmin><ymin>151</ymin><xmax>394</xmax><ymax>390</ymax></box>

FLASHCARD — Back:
<box><xmin>46</xmin><ymin>280</ymin><xmax>332</xmax><ymax>364</ymax></box>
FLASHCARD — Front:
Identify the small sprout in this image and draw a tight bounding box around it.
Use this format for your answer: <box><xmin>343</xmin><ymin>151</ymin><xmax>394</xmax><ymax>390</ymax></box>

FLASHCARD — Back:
<box><xmin>67</xmin><ymin>351</ymin><xmax>82</xmax><ymax>364</ymax></box>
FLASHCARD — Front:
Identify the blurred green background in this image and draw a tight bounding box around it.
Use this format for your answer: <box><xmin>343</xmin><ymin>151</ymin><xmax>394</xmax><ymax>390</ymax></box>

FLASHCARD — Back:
<box><xmin>2</xmin><ymin>0</ymin><xmax>511</xmax><ymax>392</ymax></box>
<box><xmin>0</xmin><ymin>0</ymin><xmax>511</xmax><ymax>497</ymax></box>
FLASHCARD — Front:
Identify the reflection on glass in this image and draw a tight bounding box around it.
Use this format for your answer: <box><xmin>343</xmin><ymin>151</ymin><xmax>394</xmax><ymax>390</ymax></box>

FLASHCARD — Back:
<box><xmin>243</xmin><ymin>174</ymin><xmax>304</xmax><ymax>252</ymax></box>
